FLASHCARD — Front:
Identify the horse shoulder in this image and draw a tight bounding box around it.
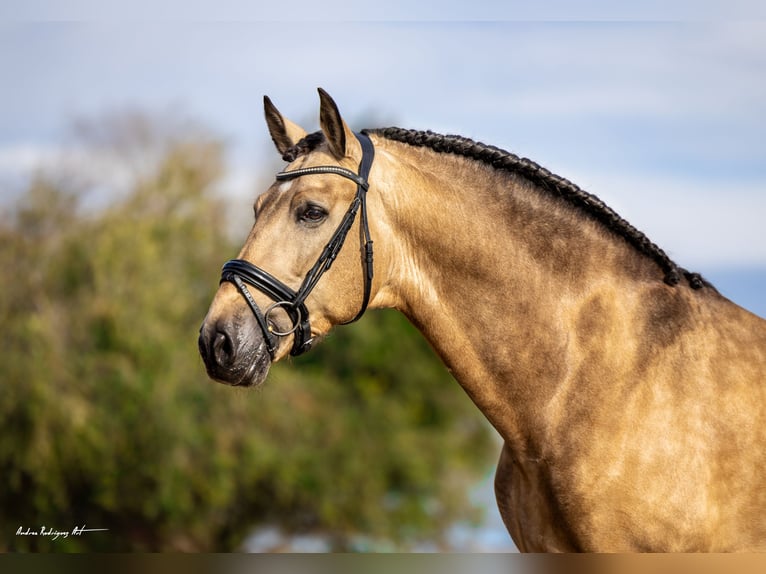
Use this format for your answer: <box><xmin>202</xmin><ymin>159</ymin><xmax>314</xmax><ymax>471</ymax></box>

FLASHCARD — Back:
<box><xmin>522</xmin><ymin>286</ymin><xmax>766</xmax><ymax>551</ymax></box>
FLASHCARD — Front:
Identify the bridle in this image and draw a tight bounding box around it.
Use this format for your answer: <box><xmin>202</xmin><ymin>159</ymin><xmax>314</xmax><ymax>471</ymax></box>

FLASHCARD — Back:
<box><xmin>219</xmin><ymin>132</ymin><xmax>375</xmax><ymax>358</ymax></box>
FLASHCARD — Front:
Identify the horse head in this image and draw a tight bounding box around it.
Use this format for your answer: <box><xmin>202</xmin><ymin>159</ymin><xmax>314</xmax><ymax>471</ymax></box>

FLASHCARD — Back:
<box><xmin>198</xmin><ymin>89</ymin><xmax>376</xmax><ymax>386</ymax></box>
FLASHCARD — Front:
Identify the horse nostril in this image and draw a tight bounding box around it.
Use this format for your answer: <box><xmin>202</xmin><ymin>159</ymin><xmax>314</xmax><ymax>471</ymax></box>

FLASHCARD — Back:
<box><xmin>212</xmin><ymin>330</ymin><xmax>235</xmax><ymax>368</ymax></box>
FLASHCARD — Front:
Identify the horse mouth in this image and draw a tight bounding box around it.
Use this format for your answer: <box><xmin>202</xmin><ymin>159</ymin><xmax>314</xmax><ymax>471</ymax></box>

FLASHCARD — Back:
<box><xmin>198</xmin><ymin>325</ymin><xmax>272</xmax><ymax>388</ymax></box>
<box><xmin>224</xmin><ymin>343</ymin><xmax>271</xmax><ymax>387</ymax></box>
<box><xmin>208</xmin><ymin>354</ymin><xmax>271</xmax><ymax>388</ymax></box>
<box><xmin>236</xmin><ymin>353</ymin><xmax>271</xmax><ymax>387</ymax></box>
<box><xmin>212</xmin><ymin>363</ymin><xmax>256</xmax><ymax>388</ymax></box>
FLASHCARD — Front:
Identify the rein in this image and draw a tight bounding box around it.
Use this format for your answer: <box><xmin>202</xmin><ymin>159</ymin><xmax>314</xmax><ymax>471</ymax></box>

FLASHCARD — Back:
<box><xmin>220</xmin><ymin>132</ymin><xmax>375</xmax><ymax>358</ymax></box>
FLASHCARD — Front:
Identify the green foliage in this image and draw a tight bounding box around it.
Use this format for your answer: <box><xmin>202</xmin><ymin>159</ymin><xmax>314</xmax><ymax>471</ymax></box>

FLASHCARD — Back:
<box><xmin>0</xmin><ymin>114</ymin><xmax>494</xmax><ymax>552</ymax></box>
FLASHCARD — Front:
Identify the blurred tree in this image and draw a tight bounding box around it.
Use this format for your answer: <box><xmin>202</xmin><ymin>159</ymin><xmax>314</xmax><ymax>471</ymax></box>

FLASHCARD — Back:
<box><xmin>0</xmin><ymin>111</ymin><xmax>494</xmax><ymax>552</ymax></box>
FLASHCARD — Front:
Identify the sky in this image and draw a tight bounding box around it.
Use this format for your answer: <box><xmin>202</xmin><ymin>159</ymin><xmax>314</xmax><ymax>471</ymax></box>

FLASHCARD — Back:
<box><xmin>2</xmin><ymin>5</ymin><xmax>764</xmax><ymax>272</ymax></box>
<box><xmin>1</xmin><ymin>2</ymin><xmax>765</xmax><ymax>549</ymax></box>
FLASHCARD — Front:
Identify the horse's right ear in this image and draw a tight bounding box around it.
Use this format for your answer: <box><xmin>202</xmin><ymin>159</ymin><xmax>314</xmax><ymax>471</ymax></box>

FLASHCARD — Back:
<box><xmin>264</xmin><ymin>96</ymin><xmax>308</xmax><ymax>158</ymax></box>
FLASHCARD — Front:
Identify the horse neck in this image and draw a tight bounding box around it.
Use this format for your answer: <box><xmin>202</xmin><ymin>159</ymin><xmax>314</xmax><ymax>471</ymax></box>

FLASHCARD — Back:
<box><xmin>370</xmin><ymin>138</ymin><xmax>661</xmax><ymax>449</ymax></box>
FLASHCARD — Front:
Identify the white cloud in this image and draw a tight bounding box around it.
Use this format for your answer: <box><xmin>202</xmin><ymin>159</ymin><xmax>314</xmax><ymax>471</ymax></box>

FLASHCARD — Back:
<box><xmin>0</xmin><ymin>144</ymin><xmax>56</xmax><ymax>178</ymax></box>
<box><xmin>0</xmin><ymin>141</ymin><xmax>158</xmax><ymax>209</ymax></box>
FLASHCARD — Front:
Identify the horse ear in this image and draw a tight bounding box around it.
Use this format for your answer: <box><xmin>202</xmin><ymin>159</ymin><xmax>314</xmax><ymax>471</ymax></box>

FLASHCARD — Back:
<box><xmin>318</xmin><ymin>88</ymin><xmax>356</xmax><ymax>160</ymax></box>
<box><xmin>264</xmin><ymin>95</ymin><xmax>308</xmax><ymax>157</ymax></box>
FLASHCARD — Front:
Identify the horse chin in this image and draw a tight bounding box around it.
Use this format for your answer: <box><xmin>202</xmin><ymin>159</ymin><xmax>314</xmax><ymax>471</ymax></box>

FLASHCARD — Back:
<box><xmin>235</xmin><ymin>353</ymin><xmax>272</xmax><ymax>387</ymax></box>
<box><xmin>208</xmin><ymin>342</ymin><xmax>272</xmax><ymax>388</ymax></box>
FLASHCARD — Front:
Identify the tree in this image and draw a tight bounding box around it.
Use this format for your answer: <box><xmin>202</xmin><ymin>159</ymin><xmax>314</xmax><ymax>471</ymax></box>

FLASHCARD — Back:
<box><xmin>0</xmin><ymin>112</ymin><xmax>494</xmax><ymax>551</ymax></box>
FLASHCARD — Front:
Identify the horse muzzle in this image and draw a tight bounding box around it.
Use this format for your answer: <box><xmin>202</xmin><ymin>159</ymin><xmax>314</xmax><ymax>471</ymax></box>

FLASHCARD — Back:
<box><xmin>198</xmin><ymin>312</ymin><xmax>272</xmax><ymax>387</ymax></box>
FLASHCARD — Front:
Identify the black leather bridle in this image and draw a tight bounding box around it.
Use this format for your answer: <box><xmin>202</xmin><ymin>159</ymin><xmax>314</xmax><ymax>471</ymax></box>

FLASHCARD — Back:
<box><xmin>220</xmin><ymin>132</ymin><xmax>375</xmax><ymax>358</ymax></box>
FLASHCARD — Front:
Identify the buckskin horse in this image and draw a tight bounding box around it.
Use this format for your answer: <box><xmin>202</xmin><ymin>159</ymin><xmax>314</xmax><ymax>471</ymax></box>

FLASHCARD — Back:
<box><xmin>198</xmin><ymin>89</ymin><xmax>766</xmax><ymax>552</ymax></box>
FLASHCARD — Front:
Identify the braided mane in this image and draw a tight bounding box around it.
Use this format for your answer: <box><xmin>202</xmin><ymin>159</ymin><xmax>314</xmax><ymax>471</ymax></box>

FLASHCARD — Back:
<box><xmin>284</xmin><ymin>127</ymin><xmax>708</xmax><ymax>289</ymax></box>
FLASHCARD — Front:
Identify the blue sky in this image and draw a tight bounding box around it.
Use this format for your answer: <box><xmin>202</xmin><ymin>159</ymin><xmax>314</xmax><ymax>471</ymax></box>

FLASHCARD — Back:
<box><xmin>1</xmin><ymin>1</ymin><xmax>764</xmax><ymax>552</ymax></box>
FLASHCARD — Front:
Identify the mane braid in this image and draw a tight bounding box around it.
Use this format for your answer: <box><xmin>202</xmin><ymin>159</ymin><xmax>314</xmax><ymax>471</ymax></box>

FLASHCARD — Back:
<box><xmin>365</xmin><ymin>127</ymin><xmax>709</xmax><ymax>290</ymax></box>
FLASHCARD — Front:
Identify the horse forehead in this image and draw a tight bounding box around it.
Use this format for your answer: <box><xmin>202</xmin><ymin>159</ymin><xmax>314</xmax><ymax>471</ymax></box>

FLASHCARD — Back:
<box><xmin>260</xmin><ymin>148</ymin><xmax>360</xmax><ymax>207</ymax></box>
<box><xmin>254</xmin><ymin>186</ymin><xmax>282</xmax><ymax>213</ymax></box>
<box><xmin>255</xmin><ymin>168</ymin><xmax>345</xmax><ymax>216</ymax></box>
<box><xmin>280</xmin><ymin>166</ymin><xmax>359</xmax><ymax>200</ymax></box>
<box><xmin>274</xmin><ymin>175</ymin><xmax>340</xmax><ymax>199</ymax></box>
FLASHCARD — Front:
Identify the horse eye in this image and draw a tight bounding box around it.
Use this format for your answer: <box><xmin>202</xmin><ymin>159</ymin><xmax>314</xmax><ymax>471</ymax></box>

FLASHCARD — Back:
<box><xmin>298</xmin><ymin>204</ymin><xmax>328</xmax><ymax>224</ymax></box>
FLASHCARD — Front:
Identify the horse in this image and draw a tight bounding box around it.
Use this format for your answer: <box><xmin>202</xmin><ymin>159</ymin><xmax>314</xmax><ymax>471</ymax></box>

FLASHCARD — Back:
<box><xmin>198</xmin><ymin>88</ymin><xmax>766</xmax><ymax>552</ymax></box>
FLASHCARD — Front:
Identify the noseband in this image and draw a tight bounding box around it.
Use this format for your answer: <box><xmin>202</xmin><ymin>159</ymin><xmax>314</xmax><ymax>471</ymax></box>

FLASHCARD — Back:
<box><xmin>220</xmin><ymin>132</ymin><xmax>375</xmax><ymax>358</ymax></box>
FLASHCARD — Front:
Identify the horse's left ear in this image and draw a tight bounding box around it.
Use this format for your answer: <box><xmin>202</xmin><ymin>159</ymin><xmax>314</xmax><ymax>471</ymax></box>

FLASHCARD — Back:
<box><xmin>318</xmin><ymin>88</ymin><xmax>357</xmax><ymax>160</ymax></box>
<box><xmin>264</xmin><ymin>95</ymin><xmax>308</xmax><ymax>158</ymax></box>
